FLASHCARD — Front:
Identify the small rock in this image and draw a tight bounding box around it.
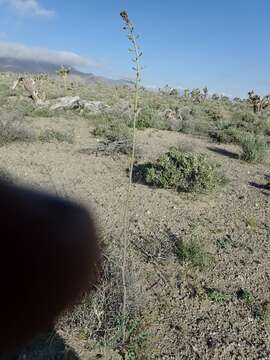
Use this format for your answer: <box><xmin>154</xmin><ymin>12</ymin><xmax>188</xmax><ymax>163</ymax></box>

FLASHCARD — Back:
<box><xmin>50</xmin><ymin>96</ymin><xmax>81</xmax><ymax>111</ymax></box>
<box><xmin>81</xmin><ymin>100</ymin><xmax>109</xmax><ymax>112</ymax></box>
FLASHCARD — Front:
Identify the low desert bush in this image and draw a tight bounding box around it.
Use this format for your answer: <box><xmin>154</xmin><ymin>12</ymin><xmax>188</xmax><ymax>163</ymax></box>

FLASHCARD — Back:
<box><xmin>31</xmin><ymin>108</ymin><xmax>53</xmax><ymax>118</ymax></box>
<box><xmin>0</xmin><ymin>82</ymin><xmax>10</xmax><ymax>98</ymax></box>
<box><xmin>209</xmin><ymin>127</ymin><xmax>242</xmax><ymax>144</ymax></box>
<box><xmin>180</xmin><ymin>117</ymin><xmax>210</xmax><ymax>136</ymax></box>
<box><xmin>232</xmin><ymin>111</ymin><xmax>256</xmax><ymax>124</ymax></box>
<box><xmin>94</xmin><ymin>117</ymin><xmax>133</xmax><ymax>154</ymax></box>
<box><xmin>94</xmin><ymin>121</ymin><xmax>131</xmax><ymax>143</ymax></box>
<box><xmin>177</xmin><ymin>239</ymin><xmax>212</xmax><ymax>270</ymax></box>
<box><xmin>236</xmin><ymin>289</ymin><xmax>255</xmax><ymax>305</ymax></box>
<box><xmin>135</xmin><ymin>107</ymin><xmax>166</xmax><ymax>129</ymax></box>
<box><xmin>206</xmin><ymin>288</ymin><xmax>231</xmax><ymax>303</ymax></box>
<box><xmin>0</xmin><ymin>111</ymin><xmax>36</xmax><ymax>146</ymax></box>
<box><xmin>203</xmin><ymin>105</ymin><xmax>224</xmax><ymax>122</ymax></box>
<box><xmin>239</xmin><ymin>134</ymin><xmax>267</xmax><ymax>162</ymax></box>
<box><xmin>133</xmin><ymin>147</ymin><xmax>225</xmax><ymax>193</ymax></box>
<box><xmin>39</xmin><ymin>129</ymin><xmax>74</xmax><ymax>144</ymax></box>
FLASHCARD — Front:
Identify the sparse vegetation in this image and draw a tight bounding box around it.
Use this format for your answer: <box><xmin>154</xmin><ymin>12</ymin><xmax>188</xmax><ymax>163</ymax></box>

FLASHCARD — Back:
<box><xmin>1</xmin><ymin>43</ymin><xmax>270</xmax><ymax>359</ymax></box>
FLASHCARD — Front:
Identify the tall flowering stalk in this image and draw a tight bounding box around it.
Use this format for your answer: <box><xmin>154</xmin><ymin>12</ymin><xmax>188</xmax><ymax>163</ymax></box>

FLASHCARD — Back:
<box><xmin>120</xmin><ymin>10</ymin><xmax>142</xmax><ymax>344</ymax></box>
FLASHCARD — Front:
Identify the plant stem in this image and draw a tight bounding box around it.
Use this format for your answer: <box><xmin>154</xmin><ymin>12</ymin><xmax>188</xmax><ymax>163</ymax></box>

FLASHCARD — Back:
<box><xmin>120</xmin><ymin>11</ymin><xmax>141</xmax><ymax>345</ymax></box>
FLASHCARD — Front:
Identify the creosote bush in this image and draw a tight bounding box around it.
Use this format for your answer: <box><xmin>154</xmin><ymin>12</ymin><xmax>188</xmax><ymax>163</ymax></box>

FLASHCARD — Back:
<box><xmin>134</xmin><ymin>147</ymin><xmax>225</xmax><ymax>193</ymax></box>
<box><xmin>240</xmin><ymin>134</ymin><xmax>267</xmax><ymax>162</ymax></box>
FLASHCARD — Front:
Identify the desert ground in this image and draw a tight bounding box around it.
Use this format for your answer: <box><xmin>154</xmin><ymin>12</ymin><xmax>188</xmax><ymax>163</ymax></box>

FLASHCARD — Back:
<box><xmin>0</xmin><ymin>73</ymin><xmax>270</xmax><ymax>359</ymax></box>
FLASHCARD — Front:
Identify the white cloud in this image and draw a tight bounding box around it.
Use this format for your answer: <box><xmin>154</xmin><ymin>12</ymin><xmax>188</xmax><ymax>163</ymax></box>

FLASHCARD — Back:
<box><xmin>0</xmin><ymin>41</ymin><xmax>100</xmax><ymax>68</ymax></box>
<box><xmin>1</xmin><ymin>0</ymin><xmax>55</xmax><ymax>17</ymax></box>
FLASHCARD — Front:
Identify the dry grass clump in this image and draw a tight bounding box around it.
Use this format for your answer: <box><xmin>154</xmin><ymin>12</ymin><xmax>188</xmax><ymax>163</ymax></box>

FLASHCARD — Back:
<box><xmin>59</xmin><ymin>250</ymin><xmax>147</xmax><ymax>358</ymax></box>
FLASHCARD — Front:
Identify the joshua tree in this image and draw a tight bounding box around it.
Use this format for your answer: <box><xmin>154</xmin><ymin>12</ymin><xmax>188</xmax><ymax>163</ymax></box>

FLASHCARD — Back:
<box><xmin>191</xmin><ymin>88</ymin><xmax>202</xmax><ymax>103</ymax></box>
<box><xmin>11</xmin><ymin>76</ymin><xmax>46</xmax><ymax>104</ymax></box>
<box><xmin>202</xmin><ymin>86</ymin><xmax>208</xmax><ymax>100</ymax></box>
<box><xmin>212</xmin><ymin>93</ymin><xmax>220</xmax><ymax>101</ymax></box>
<box><xmin>233</xmin><ymin>97</ymin><xmax>241</xmax><ymax>102</ymax></box>
<box><xmin>57</xmin><ymin>65</ymin><xmax>71</xmax><ymax>93</ymax></box>
<box><xmin>169</xmin><ymin>88</ymin><xmax>178</xmax><ymax>96</ymax></box>
<box><xmin>248</xmin><ymin>91</ymin><xmax>262</xmax><ymax>113</ymax></box>
<box><xmin>184</xmin><ymin>88</ymin><xmax>190</xmax><ymax>98</ymax></box>
<box><xmin>262</xmin><ymin>95</ymin><xmax>270</xmax><ymax>110</ymax></box>
<box><xmin>247</xmin><ymin>91</ymin><xmax>270</xmax><ymax>113</ymax></box>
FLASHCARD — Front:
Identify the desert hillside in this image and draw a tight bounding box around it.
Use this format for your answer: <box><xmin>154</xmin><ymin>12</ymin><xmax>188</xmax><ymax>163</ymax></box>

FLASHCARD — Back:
<box><xmin>0</xmin><ymin>72</ymin><xmax>270</xmax><ymax>359</ymax></box>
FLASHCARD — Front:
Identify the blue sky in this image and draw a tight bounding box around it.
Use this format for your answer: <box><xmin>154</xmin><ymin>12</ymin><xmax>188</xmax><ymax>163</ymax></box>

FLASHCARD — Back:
<box><xmin>0</xmin><ymin>0</ymin><xmax>270</xmax><ymax>97</ymax></box>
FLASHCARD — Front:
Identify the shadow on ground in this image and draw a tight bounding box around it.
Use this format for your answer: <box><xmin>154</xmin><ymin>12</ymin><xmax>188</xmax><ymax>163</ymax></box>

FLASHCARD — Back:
<box><xmin>249</xmin><ymin>181</ymin><xmax>270</xmax><ymax>195</ymax></box>
<box><xmin>207</xmin><ymin>146</ymin><xmax>239</xmax><ymax>159</ymax></box>
<box><xmin>0</xmin><ymin>330</ymin><xmax>80</xmax><ymax>360</ymax></box>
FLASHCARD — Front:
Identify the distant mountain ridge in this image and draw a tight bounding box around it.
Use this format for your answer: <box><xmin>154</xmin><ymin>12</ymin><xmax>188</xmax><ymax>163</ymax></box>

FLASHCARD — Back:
<box><xmin>0</xmin><ymin>57</ymin><xmax>132</xmax><ymax>86</ymax></box>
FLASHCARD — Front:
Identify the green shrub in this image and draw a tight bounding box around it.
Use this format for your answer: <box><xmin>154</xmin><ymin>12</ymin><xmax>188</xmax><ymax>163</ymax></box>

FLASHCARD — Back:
<box><xmin>31</xmin><ymin>108</ymin><xmax>53</xmax><ymax>118</ymax></box>
<box><xmin>206</xmin><ymin>288</ymin><xmax>231</xmax><ymax>303</ymax></box>
<box><xmin>232</xmin><ymin>111</ymin><xmax>256</xmax><ymax>124</ymax></box>
<box><xmin>204</xmin><ymin>106</ymin><xmax>223</xmax><ymax>121</ymax></box>
<box><xmin>134</xmin><ymin>147</ymin><xmax>225</xmax><ymax>193</ymax></box>
<box><xmin>136</xmin><ymin>107</ymin><xmax>165</xmax><ymax>129</ymax></box>
<box><xmin>209</xmin><ymin>127</ymin><xmax>242</xmax><ymax>144</ymax></box>
<box><xmin>181</xmin><ymin>117</ymin><xmax>210</xmax><ymax>136</ymax></box>
<box><xmin>94</xmin><ymin>119</ymin><xmax>131</xmax><ymax>142</ymax></box>
<box><xmin>176</xmin><ymin>239</ymin><xmax>212</xmax><ymax>270</ymax></box>
<box><xmin>240</xmin><ymin>134</ymin><xmax>267</xmax><ymax>162</ymax></box>
<box><xmin>93</xmin><ymin>118</ymin><xmax>133</xmax><ymax>155</ymax></box>
<box><xmin>236</xmin><ymin>289</ymin><xmax>254</xmax><ymax>305</ymax></box>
